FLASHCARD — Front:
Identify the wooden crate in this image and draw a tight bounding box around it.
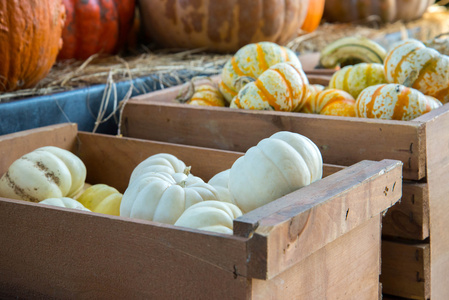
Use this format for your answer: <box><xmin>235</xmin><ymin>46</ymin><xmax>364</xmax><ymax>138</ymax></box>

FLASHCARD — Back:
<box><xmin>121</xmin><ymin>75</ymin><xmax>449</xmax><ymax>299</ymax></box>
<box><xmin>0</xmin><ymin>124</ymin><xmax>401</xmax><ymax>299</ymax></box>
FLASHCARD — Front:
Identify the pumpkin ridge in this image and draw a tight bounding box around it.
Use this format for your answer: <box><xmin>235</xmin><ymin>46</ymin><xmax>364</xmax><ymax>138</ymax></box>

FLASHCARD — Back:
<box><xmin>271</xmin><ymin>68</ymin><xmax>294</xmax><ymax>109</ymax></box>
<box><xmin>255</xmin><ymin>78</ymin><xmax>281</xmax><ymax>111</ymax></box>
<box><xmin>256</xmin><ymin>43</ymin><xmax>269</xmax><ymax>73</ymax></box>
<box><xmin>411</xmin><ymin>55</ymin><xmax>440</xmax><ymax>89</ymax></box>
<box><xmin>392</xmin><ymin>87</ymin><xmax>411</xmax><ymax>120</ymax></box>
<box><xmin>231</xmin><ymin>56</ymin><xmax>246</xmax><ymax>77</ymax></box>
<box><xmin>366</xmin><ymin>85</ymin><xmax>385</xmax><ymax>118</ymax></box>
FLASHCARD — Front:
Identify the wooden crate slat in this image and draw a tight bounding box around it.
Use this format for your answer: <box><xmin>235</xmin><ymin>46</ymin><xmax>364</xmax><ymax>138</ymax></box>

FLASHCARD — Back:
<box><xmin>0</xmin><ymin>198</ymin><xmax>250</xmax><ymax>299</ymax></box>
<box><xmin>382</xmin><ymin>182</ymin><xmax>429</xmax><ymax>240</ymax></box>
<box><xmin>252</xmin><ymin>217</ymin><xmax>381</xmax><ymax>300</ymax></box>
<box><xmin>235</xmin><ymin>159</ymin><xmax>402</xmax><ymax>279</ymax></box>
<box><xmin>121</xmin><ymin>99</ymin><xmax>425</xmax><ymax>181</ymax></box>
<box><xmin>380</xmin><ymin>240</ymin><xmax>430</xmax><ymax>300</ymax></box>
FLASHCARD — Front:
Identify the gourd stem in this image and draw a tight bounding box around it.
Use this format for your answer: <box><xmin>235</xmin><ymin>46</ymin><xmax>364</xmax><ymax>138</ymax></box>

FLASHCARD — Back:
<box><xmin>234</xmin><ymin>76</ymin><xmax>256</xmax><ymax>91</ymax></box>
<box><xmin>183</xmin><ymin>166</ymin><xmax>191</xmax><ymax>176</ymax></box>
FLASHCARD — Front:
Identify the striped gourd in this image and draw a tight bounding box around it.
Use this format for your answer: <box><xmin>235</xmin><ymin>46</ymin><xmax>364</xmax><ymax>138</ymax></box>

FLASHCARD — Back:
<box><xmin>384</xmin><ymin>39</ymin><xmax>449</xmax><ymax>103</ymax></box>
<box><xmin>301</xmin><ymin>88</ymin><xmax>356</xmax><ymax>117</ymax></box>
<box><xmin>219</xmin><ymin>42</ymin><xmax>301</xmax><ymax>103</ymax></box>
<box><xmin>187</xmin><ymin>85</ymin><xmax>226</xmax><ymax>107</ymax></box>
<box><xmin>355</xmin><ymin>84</ymin><xmax>437</xmax><ymax>120</ymax></box>
<box><xmin>230</xmin><ymin>62</ymin><xmax>309</xmax><ymax>112</ymax></box>
<box><xmin>328</xmin><ymin>63</ymin><xmax>387</xmax><ymax>99</ymax></box>
<box><xmin>300</xmin><ymin>84</ymin><xmax>325</xmax><ymax>113</ymax></box>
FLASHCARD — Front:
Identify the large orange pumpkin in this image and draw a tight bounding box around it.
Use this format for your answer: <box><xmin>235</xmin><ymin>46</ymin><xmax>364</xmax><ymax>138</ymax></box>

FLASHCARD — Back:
<box><xmin>58</xmin><ymin>0</ymin><xmax>135</xmax><ymax>60</ymax></box>
<box><xmin>0</xmin><ymin>0</ymin><xmax>66</xmax><ymax>92</ymax></box>
<box><xmin>138</xmin><ymin>0</ymin><xmax>319</xmax><ymax>53</ymax></box>
<box><xmin>323</xmin><ymin>0</ymin><xmax>433</xmax><ymax>23</ymax></box>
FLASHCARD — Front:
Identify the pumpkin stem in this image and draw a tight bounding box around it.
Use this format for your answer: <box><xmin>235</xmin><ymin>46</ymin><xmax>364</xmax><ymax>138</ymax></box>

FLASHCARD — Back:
<box><xmin>178</xmin><ymin>180</ymin><xmax>187</xmax><ymax>188</ymax></box>
<box><xmin>183</xmin><ymin>166</ymin><xmax>191</xmax><ymax>176</ymax></box>
<box><xmin>234</xmin><ymin>76</ymin><xmax>256</xmax><ymax>91</ymax></box>
<box><xmin>403</xmin><ymin>70</ymin><xmax>419</xmax><ymax>88</ymax></box>
<box><xmin>175</xmin><ymin>76</ymin><xmax>217</xmax><ymax>104</ymax></box>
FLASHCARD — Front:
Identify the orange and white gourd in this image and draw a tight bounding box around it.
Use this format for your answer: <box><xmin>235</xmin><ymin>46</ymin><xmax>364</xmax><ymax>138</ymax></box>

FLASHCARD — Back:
<box><xmin>356</xmin><ymin>83</ymin><xmax>440</xmax><ymax>120</ymax></box>
<box><xmin>120</xmin><ymin>171</ymin><xmax>220</xmax><ymax>224</ymax></box>
<box><xmin>328</xmin><ymin>63</ymin><xmax>387</xmax><ymax>99</ymax></box>
<box><xmin>0</xmin><ymin>146</ymin><xmax>86</xmax><ymax>202</ymax></box>
<box><xmin>301</xmin><ymin>88</ymin><xmax>356</xmax><ymax>117</ymax></box>
<box><xmin>228</xmin><ymin>131</ymin><xmax>323</xmax><ymax>213</ymax></box>
<box><xmin>187</xmin><ymin>84</ymin><xmax>226</xmax><ymax>107</ymax></box>
<box><xmin>219</xmin><ymin>42</ymin><xmax>301</xmax><ymax>103</ymax></box>
<box><xmin>384</xmin><ymin>39</ymin><xmax>449</xmax><ymax>103</ymax></box>
<box><xmin>174</xmin><ymin>201</ymin><xmax>242</xmax><ymax>234</ymax></box>
<box><xmin>230</xmin><ymin>62</ymin><xmax>309</xmax><ymax>111</ymax></box>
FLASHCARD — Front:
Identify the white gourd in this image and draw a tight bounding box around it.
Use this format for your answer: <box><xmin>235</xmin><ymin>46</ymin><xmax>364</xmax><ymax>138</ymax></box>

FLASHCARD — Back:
<box><xmin>39</xmin><ymin>197</ymin><xmax>91</xmax><ymax>211</ymax></box>
<box><xmin>229</xmin><ymin>131</ymin><xmax>323</xmax><ymax>213</ymax></box>
<box><xmin>129</xmin><ymin>153</ymin><xmax>188</xmax><ymax>183</ymax></box>
<box><xmin>207</xmin><ymin>169</ymin><xmax>236</xmax><ymax>204</ymax></box>
<box><xmin>175</xmin><ymin>200</ymin><xmax>242</xmax><ymax>234</ymax></box>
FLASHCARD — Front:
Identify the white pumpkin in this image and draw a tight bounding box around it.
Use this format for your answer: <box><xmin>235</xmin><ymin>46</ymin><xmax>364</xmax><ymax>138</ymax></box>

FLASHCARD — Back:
<box><xmin>229</xmin><ymin>131</ymin><xmax>323</xmax><ymax>213</ymax></box>
<box><xmin>207</xmin><ymin>169</ymin><xmax>236</xmax><ymax>204</ymax></box>
<box><xmin>129</xmin><ymin>153</ymin><xmax>188</xmax><ymax>183</ymax></box>
<box><xmin>39</xmin><ymin>197</ymin><xmax>91</xmax><ymax>211</ymax></box>
<box><xmin>120</xmin><ymin>172</ymin><xmax>220</xmax><ymax>224</ymax></box>
<box><xmin>0</xmin><ymin>146</ymin><xmax>86</xmax><ymax>202</ymax></box>
<box><xmin>175</xmin><ymin>201</ymin><xmax>242</xmax><ymax>234</ymax></box>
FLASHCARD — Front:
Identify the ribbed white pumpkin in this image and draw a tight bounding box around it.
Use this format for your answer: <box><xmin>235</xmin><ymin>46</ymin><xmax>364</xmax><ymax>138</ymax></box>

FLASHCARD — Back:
<box><xmin>120</xmin><ymin>172</ymin><xmax>220</xmax><ymax>224</ymax></box>
<box><xmin>229</xmin><ymin>61</ymin><xmax>309</xmax><ymax>112</ymax></box>
<box><xmin>129</xmin><ymin>153</ymin><xmax>188</xmax><ymax>183</ymax></box>
<box><xmin>355</xmin><ymin>83</ymin><xmax>437</xmax><ymax>120</ymax></box>
<box><xmin>219</xmin><ymin>42</ymin><xmax>301</xmax><ymax>103</ymax></box>
<box><xmin>229</xmin><ymin>131</ymin><xmax>323</xmax><ymax>213</ymax></box>
<box><xmin>39</xmin><ymin>197</ymin><xmax>91</xmax><ymax>211</ymax></box>
<box><xmin>0</xmin><ymin>146</ymin><xmax>86</xmax><ymax>202</ymax></box>
<box><xmin>207</xmin><ymin>169</ymin><xmax>235</xmax><ymax>204</ymax></box>
<box><xmin>175</xmin><ymin>201</ymin><xmax>243</xmax><ymax>235</ymax></box>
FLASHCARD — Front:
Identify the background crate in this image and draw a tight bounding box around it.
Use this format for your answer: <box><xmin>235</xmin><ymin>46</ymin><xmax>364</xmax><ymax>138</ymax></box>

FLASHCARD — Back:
<box><xmin>120</xmin><ymin>75</ymin><xmax>449</xmax><ymax>299</ymax></box>
<box><xmin>0</xmin><ymin>124</ymin><xmax>401</xmax><ymax>299</ymax></box>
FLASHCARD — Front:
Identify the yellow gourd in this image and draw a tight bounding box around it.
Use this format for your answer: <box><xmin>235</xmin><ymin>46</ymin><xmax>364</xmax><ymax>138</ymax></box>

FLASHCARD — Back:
<box><xmin>77</xmin><ymin>184</ymin><xmax>123</xmax><ymax>216</ymax></box>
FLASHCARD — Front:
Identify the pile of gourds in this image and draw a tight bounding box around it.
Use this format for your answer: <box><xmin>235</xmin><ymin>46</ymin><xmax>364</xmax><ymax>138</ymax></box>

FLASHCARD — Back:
<box><xmin>182</xmin><ymin>39</ymin><xmax>448</xmax><ymax>121</ymax></box>
<box><xmin>0</xmin><ymin>132</ymin><xmax>323</xmax><ymax>234</ymax></box>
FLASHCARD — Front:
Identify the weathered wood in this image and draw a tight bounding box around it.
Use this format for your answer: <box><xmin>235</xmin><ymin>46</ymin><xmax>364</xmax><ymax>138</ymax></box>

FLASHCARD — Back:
<box><xmin>234</xmin><ymin>159</ymin><xmax>402</xmax><ymax>279</ymax></box>
<box><xmin>0</xmin><ymin>123</ymin><xmax>79</xmax><ymax>174</ymax></box>
<box><xmin>424</xmin><ymin>105</ymin><xmax>449</xmax><ymax>299</ymax></box>
<box><xmin>382</xmin><ymin>182</ymin><xmax>429</xmax><ymax>240</ymax></box>
<box><xmin>0</xmin><ymin>198</ymin><xmax>250</xmax><ymax>299</ymax></box>
<box><xmin>251</xmin><ymin>216</ymin><xmax>381</xmax><ymax>300</ymax></box>
<box><xmin>122</xmin><ymin>100</ymin><xmax>425</xmax><ymax>180</ymax></box>
<box><xmin>380</xmin><ymin>240</ymin><xmax>430</xmax><ymax>300</ymax></box>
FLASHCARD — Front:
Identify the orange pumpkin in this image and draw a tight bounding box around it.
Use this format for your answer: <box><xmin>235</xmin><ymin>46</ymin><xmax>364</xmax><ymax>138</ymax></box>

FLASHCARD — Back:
<box><xmin>58</xmin><ymin>0</ymin><xmax>135</xmax><ymax>60</ymax></box>
<box><xmin>301</xmin><ymin>0</ymin><xmax>325</xmax><ymax>33</ymax></box>
<box><xmin>301</xmin><ymin>88</ymin><xmax>356</xmax><ymax>117</ymax></box>
<box><xmin>323</xmin><ymin>0</ymin><xmax>433</xmax><ymax>23</ymax></box>
<box><xmin>138</xmin><ymin>0</ymin><xmax>313</xmax><ymax>53</ymax></box>
<box><xmin>0</xmin><ymin>0</ymin><xmax>66</xmax><ymax>92</ymax></box>
<box><xmin>384</xmin><ymin>39</ymin><xmax>449</xmax><ymax>104</ymax></box>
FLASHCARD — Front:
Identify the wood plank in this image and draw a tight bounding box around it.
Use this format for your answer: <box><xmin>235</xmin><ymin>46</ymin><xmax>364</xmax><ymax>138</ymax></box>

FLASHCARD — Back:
<box><xmin>380</xmin><ymin>240</ymin><xmax>430</xmax><ymax>300</ymax></box>
<box><xmin>382</xmin><ymin>182</ymin><xmax>429</xmax><ymax>240</ymax></box>
<box><xmin>234</xmin><ymin>159</ymin><xmax>402</xmax><ymax>279</ymax></box>
<box><xmin>121</xmin><ymin>100</ymin><xmax>425</xmax><ymax>180</ymax></box>
<box><xmin>424</xmin><ymin>104</ymin><xmax>449</xmax><ymax>299</ymax></box>
<box><xmin>76</xmin><ymin>132</ymin><xmax>244</xmax><ymax>192</ymax></box>
<box><xmin>251</xmin><ymin>216</ymin><xmax>381</xmax><ymax>300</ymax></box>
<box><xmin>0</xmin><ymin>198</ymin><xmax>250</xmax><ymax>299</ymax></box>
<box><xmin>0</xmin><ymin>123</ymin><xmax>78</xmax><ymax>174</ymax></box>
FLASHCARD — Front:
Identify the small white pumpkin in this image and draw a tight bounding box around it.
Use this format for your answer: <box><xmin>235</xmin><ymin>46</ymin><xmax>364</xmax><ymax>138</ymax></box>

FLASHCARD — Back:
<box><xmin>174</xmin><ymin>201</ymin><xmax>242</xmax><ymax>234</ymax></box>
<box><xmin>0</xmin><ymin>146</ymin><xmax>86</xmax><ymax>202</ymax></box>
<box><xmin>129</xmin><ymin>153</ymin><xmax>189</xmax><ymax>183</ymax></box>
<box><xmin>229</xmin><ymin>131</ymin><xmax>323</xmax><ymax>213</ymax></box>
<box><xmin>39</xmin><ymin>197</ymin><xmax>91</xmax><ymax>211</ymax></box>
<box><xmin>120</xmin><ymin>172</ymin><xmax>220</xmax><ymax>224</ymax></box>
<box><xmin>207</xmin><ymin>169</ymin><xmax>235</xmax><ymax>204</ymax></box>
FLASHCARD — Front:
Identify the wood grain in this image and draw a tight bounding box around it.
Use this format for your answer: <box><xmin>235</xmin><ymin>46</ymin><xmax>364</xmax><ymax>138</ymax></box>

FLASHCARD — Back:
<box><xmin>251</xmin><ymin>216</ymin><xmax>381</xmax><ymax>300</ymax></box>
<box><xmin>234</xmin><ymin>159</ymin><xmax>402</xmax><ymax>279</ymax></box>
<box><xmin>122</xmin><ymin>90</ymin><xmax>426</xmax><ymax>180</ymax></box>
<box><xmin>382</xmin><ymin>182</ymin><xmax>429</xmax><ymax>240</ymax></box>
<box><xmin>380</xmin><ymin>240</ymin><xmax>430</xmax><ymax>300</ymax></box>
